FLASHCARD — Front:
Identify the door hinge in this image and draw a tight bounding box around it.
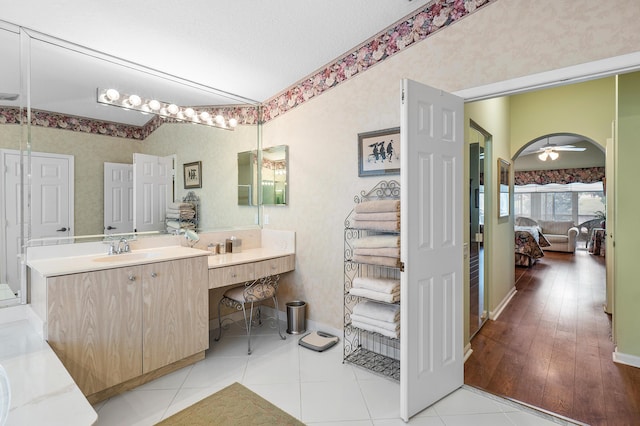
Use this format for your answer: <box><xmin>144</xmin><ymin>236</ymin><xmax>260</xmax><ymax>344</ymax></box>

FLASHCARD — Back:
<box><xmin>399</xmin><ymin>261</ymin><xmax>405</xmax><ymax>272</ymax></box>
<box><xmin>401</xmin><ymin>89</ymin><xmax>405</xmax><ymax>104</ymax></box>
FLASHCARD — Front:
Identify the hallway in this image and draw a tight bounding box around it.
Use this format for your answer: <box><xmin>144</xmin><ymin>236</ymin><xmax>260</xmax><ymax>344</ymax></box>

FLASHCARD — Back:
<box><xmin>465</xmin><ymin>250</ymin><xmax>640</xmax><ymax>425</ymax></box>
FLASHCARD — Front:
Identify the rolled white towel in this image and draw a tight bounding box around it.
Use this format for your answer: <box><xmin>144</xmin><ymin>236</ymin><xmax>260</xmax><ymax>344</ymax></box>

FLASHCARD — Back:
<box><xmin>352</xmin><ymin>276</ymin><xmax>399</xmax><ymax>294</ymax></box>
<box><xmin>351</xmin><ymin>313</ymin><xmax>399</xmax><ymax>331</ymax></box>
<box><xmin>352</xmin><ymin>300</ymin><xmax>400</xmax><ymax>322</ymax></box>
<box><xmin>351</xmin><ymin>320</ymin><xmax>399</xmax><ymax>339</ymax></box>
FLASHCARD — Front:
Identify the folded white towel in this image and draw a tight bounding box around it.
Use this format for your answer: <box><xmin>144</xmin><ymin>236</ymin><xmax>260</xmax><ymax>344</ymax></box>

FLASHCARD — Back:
<box><xmin>350</xmin><ymin>287</ymin><xmax>399</xmax><ymax>303</ymax></box>
<box><xmin>354</xmin><ymin>199</ymin><xmax>400</xmax><ymax>213</ymax></box>
<box><xmin>353</xmin><ymin>300</ymin><xmax>400</xmax><ymax>322</ymax></box>
<box><xmin>353</xmin><ymin>212</ymin><xmax>399</xmax><ymax>221</ymax></box>
<box><xmin>352</xmin><ymin>276</ymin><xmax>399</xmax><ymax>294</ymax></box>
<box><xmin>351</xmin><ymin>220</ymin><xmax>399</xmax><ymax>232</ymax></box>
<box><xmin>169</xmin><ymin>202</ymin><xmax>193</xmax><ymax>210</ymax></box>
<box><xmin>166</xmin><ymin>220</ymin><xmax>181</xmax><ymax>229</ymax></box>
<box><xmin>351</xmin><ymin>320</ymin><xmax>399</xmax><ymax>339</ymax></box>
<box><xmin>166</xmin><ymin>212</ymin><xmax>181</xmax><ymax>219</ymax></box>
<box><xmin>352</xmin><ymin>235</ymin><xmax>399</xmax><ymax>249</ymax></box>
<box><xmin>351</xmin><ymin>313</ymin><xmax>399</xmax><ymax>330</ymax></box>
<box><xmin>353</xmin><ymin>247</ymin><xmax>400</xmax><ymax>258</ymax></box>
<box><xmin>352</xmin><ymin>254</ymin><xmax>400</xmax><ymax>268</ymax></box>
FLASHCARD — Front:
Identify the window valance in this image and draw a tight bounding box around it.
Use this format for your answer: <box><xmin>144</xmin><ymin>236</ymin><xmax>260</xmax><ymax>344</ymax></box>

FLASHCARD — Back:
<box><xmin>514</xmin><ymin>167</ymin><xmax>605</xmax><ymax>186</ymax></box>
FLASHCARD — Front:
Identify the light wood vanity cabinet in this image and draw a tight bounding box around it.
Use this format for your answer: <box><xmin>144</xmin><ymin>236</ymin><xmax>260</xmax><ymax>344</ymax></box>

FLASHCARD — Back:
<box><xmin>47</xmin><ymin>266</ymin><xmax>143</xmax><ymax>396</ymax></box>
<box><xmin>46</xmin><ymin>255</ymin><xmax>208</xmax><ymax>400</ymax></box>
<box><xmin>142</xmin><ymin>258</ymin><xmax>208</xmax><ymax>373</ymax></box>
<box><xmin>208</xmin><ymin>254</ymin><xmax>295</xmax><ymax>289</ymax></box>
<box><xmin>254</xmin><ymin>255</ymin><xmax>296</xmax><ymax>279</ymax></box>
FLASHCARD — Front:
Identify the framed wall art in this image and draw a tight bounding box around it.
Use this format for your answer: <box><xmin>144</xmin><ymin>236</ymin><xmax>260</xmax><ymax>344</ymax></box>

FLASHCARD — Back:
<box><xmin>357</xmin><ymin>127</ymin><xmax>400</xmax><ymax>177</ymax></box>
<box><xmin>498</xmin><ymin>158</ymin><xmax>510</xmax><ymax>218</ymax></box>
<box><xmin>183</xmin><ymin>161</ymin><xmax>202</xmax><ymax>189</ymax></box>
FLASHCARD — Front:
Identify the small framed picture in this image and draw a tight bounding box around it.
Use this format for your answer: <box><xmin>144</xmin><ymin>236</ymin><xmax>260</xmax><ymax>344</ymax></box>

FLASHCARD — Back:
<box><xmin>183</xmin><ymin>161</ymin><xmax>202</xmax><ymax>189</ymax></box>
<box><xmin>498</xmin><ymin>158</ymin><xmax>510</xmax><ymax>218</ymax></box>
<box><xmin>358</xmin><ymin>127</ymin><xmax>400</xmax><ymax>177</ymax></box>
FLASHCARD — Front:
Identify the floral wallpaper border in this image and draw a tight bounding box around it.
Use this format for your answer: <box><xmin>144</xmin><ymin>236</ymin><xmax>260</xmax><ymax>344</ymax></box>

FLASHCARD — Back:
<box><xmin>0</xmin><ymin>0</ymin><xmax>493</xmax><ymax>138</ymax></box>
<box><xmin>0</xmin><ymin>105</ymin><xmax>260</xmax><ymax>141</ymax></box>
<box><xmin>515</xmin><ymin>167</ymin><xmax>606</xmax><ymax>186</ymax></box>
<box><xmin>262</xmin><ymin>0</ymin><xmax>492</xmax><ymax>121</ymax></box>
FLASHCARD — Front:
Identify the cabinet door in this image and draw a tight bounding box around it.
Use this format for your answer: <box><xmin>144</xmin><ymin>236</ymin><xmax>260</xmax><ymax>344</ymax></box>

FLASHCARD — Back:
<box><xmin>47</xmin><ymin>267</ymin><xmax>143</xmax><ymax>396</ymax></box>
<box><xmin>142</xmin><ymin>257</ymin><xmax>209</xmax><ymax>373</ymax></box>
<box><xmin>254</xmin><ymin>255</ymin><xmax>295</xmax><ymax>279</ymax></box>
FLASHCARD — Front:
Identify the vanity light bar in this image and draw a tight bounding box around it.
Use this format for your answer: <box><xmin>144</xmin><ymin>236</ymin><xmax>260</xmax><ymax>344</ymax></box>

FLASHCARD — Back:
<box><xmin>96</xmin><ymin>88</ymin><xmax>238</xmax><ymax>130</ymax></box>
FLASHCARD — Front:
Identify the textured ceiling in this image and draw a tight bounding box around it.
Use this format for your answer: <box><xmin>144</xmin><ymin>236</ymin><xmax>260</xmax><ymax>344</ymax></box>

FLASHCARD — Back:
<box><xmin>0</xmin><ymin>0</ymin><xmax>431</xmax><ymax>103</ymax></box>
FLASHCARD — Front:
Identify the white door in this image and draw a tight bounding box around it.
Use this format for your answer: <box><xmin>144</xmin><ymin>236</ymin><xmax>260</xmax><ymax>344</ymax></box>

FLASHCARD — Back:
<box><xmin>133</xmin><ymin>153</ymin><xmax>173</xmax><ymax>233</ymax></box>
<box><xmin>104</xmin><ymin>162</ymin><xmax>134</xmax><ymax>235</ymax></box>
<box><xmin>1</xmin><ymin>150</ymin><xmax>73</xmax><ymax>294</ymax></box>
<box><xmin>400</xmin><ymin>79</ymin><xmax>464</xmax><ymax>421</ymax></box>
<box><xmin>605</xmin><ymin>136</ymin><xmax>615</xmax><ymax>317</ymax></box>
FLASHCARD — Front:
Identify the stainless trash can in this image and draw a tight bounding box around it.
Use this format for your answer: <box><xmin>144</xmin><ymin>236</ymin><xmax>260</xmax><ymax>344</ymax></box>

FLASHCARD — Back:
<box><xmin>286</xmin><ymin>301</ymin><xmax>306</xmax><ymax>334</ymax></box>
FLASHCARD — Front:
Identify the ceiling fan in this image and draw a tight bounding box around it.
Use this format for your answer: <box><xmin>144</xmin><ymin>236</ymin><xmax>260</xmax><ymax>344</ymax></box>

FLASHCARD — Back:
<box><xmin>535</xmin><ymin>137</ymin><xmax>586</xmax><ymax>161</ymax></box>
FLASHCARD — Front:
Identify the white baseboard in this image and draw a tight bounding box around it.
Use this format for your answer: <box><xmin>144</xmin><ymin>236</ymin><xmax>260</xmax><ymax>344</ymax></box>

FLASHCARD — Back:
<box><xmin>464</xmin><ymin>343</ymin><xmax>473</xmax><ymax>363</ymax></box>
<box><xmin>489</xmin><ymin>287</ymin><xmax>517</xmax><ymax>320</ymax></box>
<box><xmin>613</xmin><ymin>347</ymin><xmax>640</xmax><ymax>369</ymax></box>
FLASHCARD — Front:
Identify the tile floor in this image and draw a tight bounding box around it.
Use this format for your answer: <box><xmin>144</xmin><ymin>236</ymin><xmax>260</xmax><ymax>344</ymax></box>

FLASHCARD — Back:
<box><xmin>92</xmin><ymin>320</ymin><xmax>579</xmax><ymax>425</ymax></box>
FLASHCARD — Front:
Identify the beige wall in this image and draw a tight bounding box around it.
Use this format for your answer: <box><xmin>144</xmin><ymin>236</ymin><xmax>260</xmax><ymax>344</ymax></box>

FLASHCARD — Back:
<box><xmin>263</xmin><ymin>0</ymin><xmax>640</xmax><ymax>349</ymax></box>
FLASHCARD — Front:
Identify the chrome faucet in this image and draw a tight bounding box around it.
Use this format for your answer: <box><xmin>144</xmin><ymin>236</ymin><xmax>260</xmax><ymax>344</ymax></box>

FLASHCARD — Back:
<box><xmin>116</xmin><ymin>238</ymin><xmax>130</xmax><ymax>254</ymax></box>
<box><xmin>108</xmin><ymin>237</ymin><xmax>130</xmax><ymax>255</ymax></box>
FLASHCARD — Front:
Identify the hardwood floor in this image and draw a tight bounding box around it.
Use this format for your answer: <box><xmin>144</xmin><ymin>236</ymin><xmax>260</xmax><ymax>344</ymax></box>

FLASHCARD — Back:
<box><xmin>465</xmin><ymin>250</ymin><xmax>640</xmax><ymax>426</ymax></box>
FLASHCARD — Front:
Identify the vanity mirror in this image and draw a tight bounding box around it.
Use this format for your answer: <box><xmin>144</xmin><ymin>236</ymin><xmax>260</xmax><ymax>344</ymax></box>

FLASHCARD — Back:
<box><xmin>237</xmin><ymin>145</ymin><xmax>288</xmax><ymax>206</ymax></box>
<box><xmin>0</xmin><ymin>24</ymin><xmax>261</xmax><ymax>304</ymax></box>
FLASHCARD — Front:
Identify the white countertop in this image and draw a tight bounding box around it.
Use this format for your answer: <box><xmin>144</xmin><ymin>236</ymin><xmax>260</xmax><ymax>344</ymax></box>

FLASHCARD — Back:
<box><xmin>0</xmin><ymin>305</ymin><xmax>97</xmax><ymax>426</ymax></box>
<box><xmin>206</xmin><ymin>247</ymin><xmax>295</xmax><ymax>269</ymax></box>
<box><xmin>27</xmin><ymin>246</ymin><xmax>209</xmax><ymax>277</ymax></box>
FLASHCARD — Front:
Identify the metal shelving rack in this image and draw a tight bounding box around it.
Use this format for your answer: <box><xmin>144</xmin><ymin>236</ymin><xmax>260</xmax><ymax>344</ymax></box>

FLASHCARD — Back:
<box><xmin>343</xmin><ymin>180</ymin><xmax>401</xmax><ymax>381</ymax></box>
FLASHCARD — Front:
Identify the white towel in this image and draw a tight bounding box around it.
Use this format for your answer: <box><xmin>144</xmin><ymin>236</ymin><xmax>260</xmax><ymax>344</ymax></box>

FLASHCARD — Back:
<box><xmin>353</xmin><ymin>300</ymin><xmax>400</xmax><ymax>322</ymax></box>
<box><xmin>169</xmin><ymin>202</ymin><xmax>193</xmax><ymax>210</ymax></box>
<box><xmin>352</xmin><ymin>235</ymin><xmax>399</xmax><ymax>249</ymax></box>
<box><xmin>354</xmin><ymin>199</ymin><xmax>400</xmax><ymax>213</ymax></box>
<box><xmin>352</xmin><ymin>254</ymin><xmax>400</xmax><ymax>268</ymax></box>
<box><xmin>166</xmin><ymin>220</ymin><xmax>181</xmax><ymax>229</ymax></box>
<box><xmin>351</xmin><ymin>220</ymin><xmax>399</xmax><ymax>232</ymax></box>
<box><xmin>352</xmin><ymin>276</ymin><xmax>399</xmax><ymax>294</ymax></box>
<box><xmin>351</xmin><ymin>320</ymin><xmax>399</xmax><ymax>339</ymax></box>
<box><xmin>350</xmin><ymin>313</ymin><xmax>399</xmax><ymax>330</ymax></box>
<box><xmin>350</xmin><ymin>287</ymin><xmax>399</xmax><ymax>303</ymax></box>
<box><xmin>353</xmin><ymin>247</ymin><xmax>400</xmax><ymax>258</ymax></box>
<box><xmin>353</xmin><ymin>212</ymin><xmax>399</xmax><ymax>221</ymax></box>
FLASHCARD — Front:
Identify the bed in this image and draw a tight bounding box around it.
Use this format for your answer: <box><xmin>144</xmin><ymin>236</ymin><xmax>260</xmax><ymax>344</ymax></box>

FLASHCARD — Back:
<box><xmin>515</xmin><ymin>225</ymin><xmax>551</xmax><ymax>267</ymax></box>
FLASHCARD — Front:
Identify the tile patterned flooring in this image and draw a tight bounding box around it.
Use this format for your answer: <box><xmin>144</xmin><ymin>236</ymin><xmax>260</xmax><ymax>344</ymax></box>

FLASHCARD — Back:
<box><xmin>93</xmin><ymin>320</ymin><xmax>578</xmax><ymax>425</ymax></box>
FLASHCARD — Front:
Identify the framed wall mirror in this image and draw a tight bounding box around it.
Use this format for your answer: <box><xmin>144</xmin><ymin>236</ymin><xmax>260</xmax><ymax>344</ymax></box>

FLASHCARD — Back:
<box><xmin>237</xmin><ymin>145</ymin><xmax>289</xmax><ymax>206</ymax></box>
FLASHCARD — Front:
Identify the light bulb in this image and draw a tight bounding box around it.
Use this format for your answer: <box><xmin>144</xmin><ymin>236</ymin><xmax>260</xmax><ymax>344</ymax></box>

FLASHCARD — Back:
<box><xmin>106</xmin><ymin>89</ymin><xmax>120</xmax><ymax>101</ymax></box>
<box><xmin>214</xmin><ymin>115</ymin><xmax>225</xmax><ymax>125</ymax></box>
<box><xmin>184</xmin><ymin>107</ymin><xmax>195</xmax><ymax>118</ymax></box>
<box><xmin>549</xmin><ymin>151</ymin><xmax>559</xmax><ymax>160</ymax></box>
<box><xmin>140</xmin><ymin>104</ymin><xmax>151</xmax><ymax>113</ymax></box>
<box><xmin>167</xmin><ymin>104</ymin><xmax>179</xmax><ymax>115</ymax></box>
<box><xmin>148</xmin><ymin>99</ymin><xmax>161</xmax><ymax>111</ymax></box>
<box><xmin>128</xmin><ymin>94</ymin><xmax>142</xmax><ymax>107</ymax></box>
<box><xmin>538</xmin><ymin>152</ymin><xmax>548</xmax><ymax>161</ymax></box>
<box><xmin>199</xmin><ymin>111</ymin><xmax>211</xmax><ymax>121</ymax></box>
<box><xmin>228</xmin><ymin>118</ymin><xmax>238</xmax><ymax>127</ymax></box>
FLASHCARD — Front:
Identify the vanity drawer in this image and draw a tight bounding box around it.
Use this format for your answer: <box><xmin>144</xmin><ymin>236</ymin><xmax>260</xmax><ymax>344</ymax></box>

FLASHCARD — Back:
<box><xmin>208</xmin><ymin>264</ymin><xmax>255</xmax><ymax>289</ymax></box>
<box><xmin>254</xmin><ymin>255</ymin><xmax>295</xmax><ymax>279</ymax></box>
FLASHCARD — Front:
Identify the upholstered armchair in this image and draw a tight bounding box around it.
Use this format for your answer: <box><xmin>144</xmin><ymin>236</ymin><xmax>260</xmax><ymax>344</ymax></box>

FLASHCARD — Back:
<box><xmin>536</xmin><ymin>220</ymin><xmax>579</xmax><ymax>253</ymax></box>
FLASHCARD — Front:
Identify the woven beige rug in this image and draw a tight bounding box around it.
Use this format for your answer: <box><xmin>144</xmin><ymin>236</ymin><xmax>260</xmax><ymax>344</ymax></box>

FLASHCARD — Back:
<box><xmin>155</xmin><ymin>382</ymin><xmax>304</xmax><ymax>425</ymax></box>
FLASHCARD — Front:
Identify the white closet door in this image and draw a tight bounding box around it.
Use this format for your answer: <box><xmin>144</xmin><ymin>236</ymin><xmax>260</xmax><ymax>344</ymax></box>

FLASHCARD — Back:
<box><xmin>400</xmin><ymin>79</ymin><xmax>464</xmax><ymax>421</ymax></box>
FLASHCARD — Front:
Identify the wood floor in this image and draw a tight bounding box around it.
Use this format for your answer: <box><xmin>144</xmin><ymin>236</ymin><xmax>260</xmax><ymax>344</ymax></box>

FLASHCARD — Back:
<box><xmin>465</xmin><ymin>250</ymin><xmax>640</xmax><ymax>426</ymax></box>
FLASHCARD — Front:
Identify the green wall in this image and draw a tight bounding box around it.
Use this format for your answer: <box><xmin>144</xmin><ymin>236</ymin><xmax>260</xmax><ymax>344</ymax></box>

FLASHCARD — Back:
<box><xmin>615</xmin><ymin>72</ymin><xmax>640</xmax><ymax>358</ymax></box>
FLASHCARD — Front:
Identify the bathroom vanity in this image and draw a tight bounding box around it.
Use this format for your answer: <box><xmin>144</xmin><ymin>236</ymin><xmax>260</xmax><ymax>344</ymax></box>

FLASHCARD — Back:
<box><xmin>28</xmin><ymin>246</ymin><xmax>210</xmax><ymax>403</ymax></box>
<box><xmin>25</xmin><ymin>229</ymin><xmax>296</xmax><ymax>404</ymax></box>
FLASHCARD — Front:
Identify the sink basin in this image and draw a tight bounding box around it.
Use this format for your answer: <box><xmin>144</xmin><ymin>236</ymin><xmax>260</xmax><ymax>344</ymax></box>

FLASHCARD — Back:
<box><xmin>92</xmin><ymin>252</ymin><xmax>158</xmax><ymax>263</ymax></box>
